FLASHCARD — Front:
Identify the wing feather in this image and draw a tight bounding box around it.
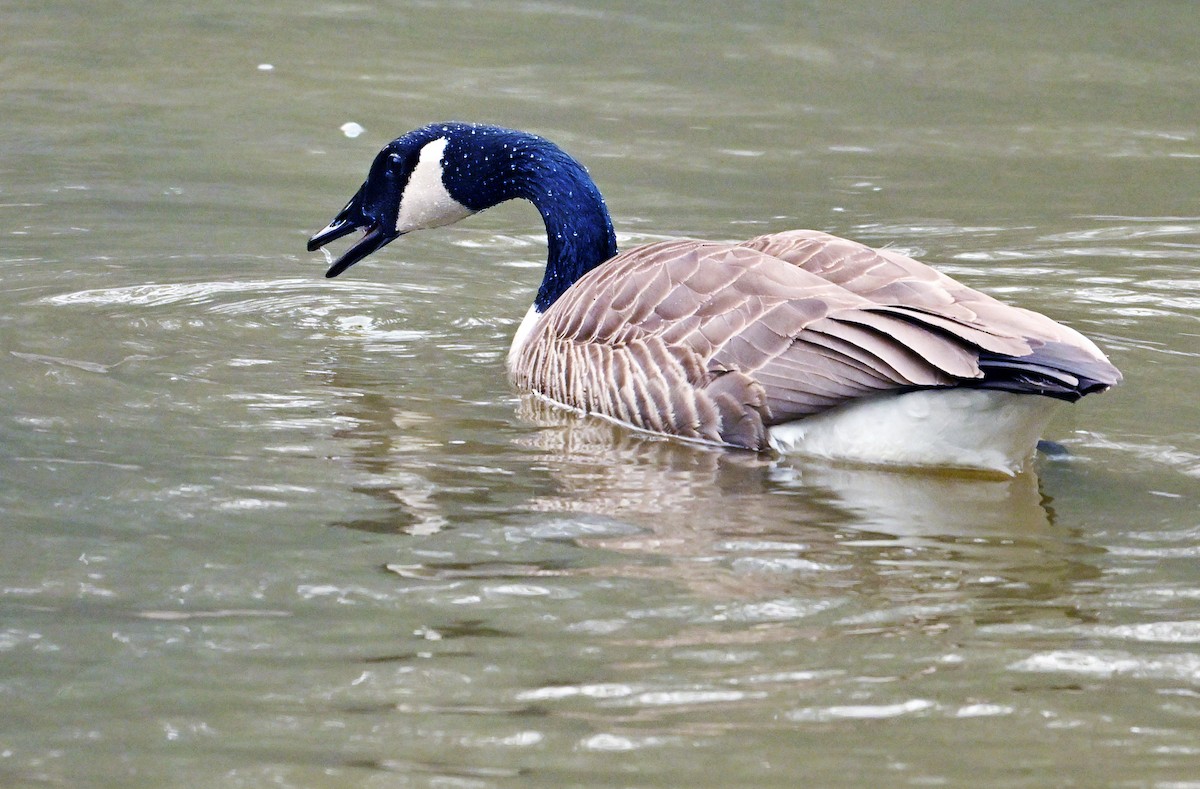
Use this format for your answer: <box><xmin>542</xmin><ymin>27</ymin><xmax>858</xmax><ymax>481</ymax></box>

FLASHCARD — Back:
<box><xmin>510</xmin><ymin>231</ymin><xmax>1120</xmax><ymax>450</ymax></box>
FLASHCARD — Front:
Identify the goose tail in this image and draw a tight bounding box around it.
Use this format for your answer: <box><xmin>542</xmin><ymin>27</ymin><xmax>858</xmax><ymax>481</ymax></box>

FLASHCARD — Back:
<box><xmin>975</xmin><ymin>341</ymin><xmax>1122</xmax><ymax>402</ymax></box>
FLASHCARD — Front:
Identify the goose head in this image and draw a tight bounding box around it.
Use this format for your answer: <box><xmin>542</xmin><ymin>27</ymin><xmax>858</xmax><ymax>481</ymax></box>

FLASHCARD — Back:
<box><xmin>309</xmin><ymin>123</ymin><xmax>618</xmax><ymax>307</ymax></box>
<box><xmin>308</xmin><ymin>124</ymin><xmax>486</xmax><ymax>278</ymax></box>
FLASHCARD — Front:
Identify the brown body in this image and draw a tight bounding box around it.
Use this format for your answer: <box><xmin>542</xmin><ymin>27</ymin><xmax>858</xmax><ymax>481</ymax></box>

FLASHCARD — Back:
<box><xmin>509</xmin><ymin>230</ymin><xmax>1118</xmax><ymax>452</ymax></box>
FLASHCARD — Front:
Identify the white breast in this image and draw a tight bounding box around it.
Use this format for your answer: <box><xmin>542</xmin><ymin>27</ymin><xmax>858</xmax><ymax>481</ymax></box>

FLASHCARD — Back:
<box><xmin>508</xmin><ymin>303</ymin><xmax>543</xmax><ymax>370</ymax></box>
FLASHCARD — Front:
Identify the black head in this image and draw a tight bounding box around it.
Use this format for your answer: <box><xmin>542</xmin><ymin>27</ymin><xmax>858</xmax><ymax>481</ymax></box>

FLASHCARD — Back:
<box><xmin>308</xmin><ymin>123</ymin><xmax>618</xmax><ymax>309</ymax></box>
<box><xmin>307</xmin><ymin>124</ymin><xmax>476</xmax><ymax>278</ymax></box>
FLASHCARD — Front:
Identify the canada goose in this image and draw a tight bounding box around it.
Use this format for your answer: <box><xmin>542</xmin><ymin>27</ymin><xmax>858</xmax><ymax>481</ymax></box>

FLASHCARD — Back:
<box><xmin>308</xmin><ymin>123</ymin><xmax>1120</xmax><ymax>474</ymax></box>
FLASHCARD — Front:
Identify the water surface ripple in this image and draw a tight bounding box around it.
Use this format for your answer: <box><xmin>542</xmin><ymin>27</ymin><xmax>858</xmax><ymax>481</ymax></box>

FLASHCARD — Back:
<box><xmin>1</xmin><ymin>1</ymin><xmax>1198</xmax><ymax>787</ymax></box>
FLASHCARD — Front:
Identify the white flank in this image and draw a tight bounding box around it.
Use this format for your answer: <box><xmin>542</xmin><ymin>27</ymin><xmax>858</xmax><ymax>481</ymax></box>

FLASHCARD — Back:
<box><xmin>508</xmin><ymin>303</ymin><xmax>543</xmax><ymax>369</ymax></box>
<box><xmin>395</xmin><ymin>137</ymin><xmax>475</xmax><ymax>233</ymax></box>
<box><xmin>767</xmin><ymin>388</ymin><xmax>1062</xmax><ymax>475</ymax></box>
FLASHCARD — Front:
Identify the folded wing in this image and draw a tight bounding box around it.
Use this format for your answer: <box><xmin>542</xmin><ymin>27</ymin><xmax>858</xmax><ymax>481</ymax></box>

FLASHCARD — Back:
<box><xmin>511</xmin><ymin>231</ymin><xmax>1121</xmax><ymax>451</ymax></box>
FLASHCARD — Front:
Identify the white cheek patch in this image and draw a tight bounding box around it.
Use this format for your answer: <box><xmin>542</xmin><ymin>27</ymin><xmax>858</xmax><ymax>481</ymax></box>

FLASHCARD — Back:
<box><xmin>395</xmin><ymin>137</ymin><xmax>475</xmax><ymax>233</ymax></box>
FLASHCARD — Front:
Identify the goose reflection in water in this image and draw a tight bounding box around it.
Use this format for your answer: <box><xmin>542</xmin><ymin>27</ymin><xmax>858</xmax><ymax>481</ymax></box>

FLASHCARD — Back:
<box><xmin>515</xmin><ymin>397</ymin><xmax>1101</xmax><ymax>609</ymax></box>
<box><xmin>314</xmin><ymin>351</ymin><xmax>1101</xmax><ymax>626</ymax></box>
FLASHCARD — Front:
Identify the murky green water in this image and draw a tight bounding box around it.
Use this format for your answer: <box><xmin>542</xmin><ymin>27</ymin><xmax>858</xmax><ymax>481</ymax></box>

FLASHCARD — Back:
<box><xmin>3</xmin><ymin>1</ymin><xmax>1199</xmax><ymax>786</ymax></box>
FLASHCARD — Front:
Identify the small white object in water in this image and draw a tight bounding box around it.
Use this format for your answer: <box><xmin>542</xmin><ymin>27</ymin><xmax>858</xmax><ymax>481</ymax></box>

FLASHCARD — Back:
<box><xmin>320</xmin><ymin>246</ymin><xmax>334</xmax><ymax>266</ymax></box>
<box><xmin>340</xmin><ymin>122</ymin><xmax>365</xmax><ymax>139</ymax></box>
<box><xmin>257</xmin><ymin>63</ymin><xmax>274</xmax><ymax>71</ymax></box>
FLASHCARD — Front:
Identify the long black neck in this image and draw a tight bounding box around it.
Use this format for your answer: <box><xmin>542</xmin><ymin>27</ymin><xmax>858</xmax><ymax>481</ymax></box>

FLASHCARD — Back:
<box><xmin>438</xmin><ymin>125</ymin><xmax>619</xmax><ymax>312</ymax></box>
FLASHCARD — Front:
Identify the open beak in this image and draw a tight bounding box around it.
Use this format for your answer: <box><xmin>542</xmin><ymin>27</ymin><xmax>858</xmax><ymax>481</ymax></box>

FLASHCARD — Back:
<box><xmin>307</xmin><ymin>216</ymin><xmax>358</xmax><ymax>252</ymax></box>
<box><xmin>308</xmin><ymin>219</ymin><xmax>398</xmax><ymax>278</ymax></box>
<box><xmin>307</xmin><ymin>189</ymin><xmax>401</xmax><ymax>278</ymax></box>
